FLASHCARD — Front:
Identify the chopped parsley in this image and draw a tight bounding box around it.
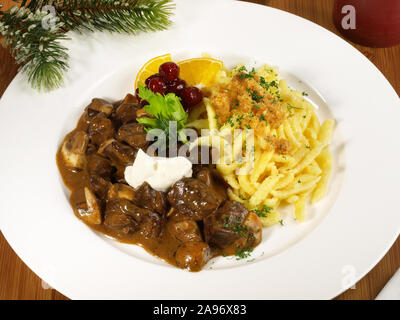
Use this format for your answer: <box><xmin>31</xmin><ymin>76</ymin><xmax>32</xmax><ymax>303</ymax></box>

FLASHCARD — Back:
<box><xmin>259</xmin><ymin>77</ymin><xmax>278</xmax><ymax>91</ymax></box>
<box><xmin>235</xmin><ymin>247</ymin><xmax>253</xmax><ymax>260</ymax></box>
<box><xmin>246</xmin><ymin>88</ymin><xmax>263</xmax><ymax>102</ymax></box>
<box><xmin>237</xmin><ymin>66</ymin><xmax>256</xmax><ymax>80</ymax></box>
<box><xmin>226</xmin><ymin>115</ymin><xmax>235</xmax><ymax>127</ymax></box>
<box><xmin>279</xmin><ymin>220</ymin><xmax>284</xmax><ymax>226</ymax></box>
<box><xmin>302</xmin><ymin>91</ymin><xmax>309</xmax><ymax>96</ymax></box>
<box><xmin>223</xmin><ymin>216</ymin><xmax>248</xmax><ymax>239</ymax></box>
<box><xmin>251</xmin><ymin>205</ymin><xmax>273</xmax><ymax>218</ymax></box>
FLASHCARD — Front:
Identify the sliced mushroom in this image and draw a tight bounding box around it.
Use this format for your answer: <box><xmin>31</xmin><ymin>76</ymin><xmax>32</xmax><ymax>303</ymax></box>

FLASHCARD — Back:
<box><xmin>61</xmin><ymin>130</ymin><xmax>89</xmax><ymax>169</ymax></box>
<box><xmin>107</xmin><ymin>183</ymin><xmax>136</xmax><ymax>202</ymax></box>
<box><xmin>98</xmin><ymin>139</ymin><xmax>137</xmax><ymax>166</ymax></box>
<box><xmin>74</xmin><ymin>187</ymin><xmax>102</xmax><ymax>225</ymax></box>
<box><xmin>242</xmin><ymin>211</ymin><xmax>263</xmax><ymax>248</ymax></box>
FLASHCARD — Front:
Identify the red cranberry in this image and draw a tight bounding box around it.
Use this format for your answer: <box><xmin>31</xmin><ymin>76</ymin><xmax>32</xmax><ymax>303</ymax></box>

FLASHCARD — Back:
<box><xmin>167</xmin><ymin>78</ymin><xmax>186</xmax><ymax>95</ymax></box>
<box><xmin>145</xmin><ymin>73</ymin><xmax>161</xmax><ymax>87</ymax></box>
<box><xmin>181</xmin><ymin>86</ymin><xmax>203</xmax><ymax>110</ymax></box>
<box><xmin>148</xmin><ymin>77</ymin><xmax>167</xmax><ymax>95</ymax></box>
<box><xmin>159</xmin><ymin>62</ymin><xmax>180</xmax><ymax>81</ymax></box>
<box><xmin>136</xmin><ymin>88</ymin><xmax>149</xmax><ymax>106</ymax></box>
<box><xmin>140</xmin><ymin>99</ymin><xmax>149</xmax><ymax>107</ymax></box>
<box><xmin>135</xmin><ymin>87</ymin><xmax>142</xmax><ymax>102</ymax></box>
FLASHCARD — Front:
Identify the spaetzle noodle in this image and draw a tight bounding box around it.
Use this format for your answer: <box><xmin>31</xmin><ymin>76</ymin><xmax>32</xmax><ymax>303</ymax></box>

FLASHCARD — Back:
<box><xmin>191</xmin><ymin>63</ymin><xmax>335</xmax><ymax>226</ymax></box>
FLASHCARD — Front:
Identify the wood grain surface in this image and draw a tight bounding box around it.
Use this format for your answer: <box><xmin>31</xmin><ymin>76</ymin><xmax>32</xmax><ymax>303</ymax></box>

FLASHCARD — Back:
<box><xmin>0</xmin><ymin>0</ymin><xmax>399</xmax><ymax>300</ymax></box>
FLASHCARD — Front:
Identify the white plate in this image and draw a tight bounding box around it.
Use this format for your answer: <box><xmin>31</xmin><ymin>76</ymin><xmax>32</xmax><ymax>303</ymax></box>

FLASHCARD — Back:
<box><xmin>0</xmin><ymin>0</ymin><xmax>399</xmax><ymax>300</ymax></box>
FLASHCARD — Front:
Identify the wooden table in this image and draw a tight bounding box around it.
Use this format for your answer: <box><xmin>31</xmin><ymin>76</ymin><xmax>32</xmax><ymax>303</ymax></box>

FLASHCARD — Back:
<box><xmin>0</xmin><ymin>0</ymin><xmax>399</xmax><ymax>300</ymax></box>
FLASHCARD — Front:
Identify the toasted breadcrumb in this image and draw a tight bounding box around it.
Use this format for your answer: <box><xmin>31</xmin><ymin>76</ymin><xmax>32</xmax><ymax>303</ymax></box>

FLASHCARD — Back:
<box><xmin>210</xmin><ymin>74</ymin><xmax>286</xmax><ymax>132</ymax></box>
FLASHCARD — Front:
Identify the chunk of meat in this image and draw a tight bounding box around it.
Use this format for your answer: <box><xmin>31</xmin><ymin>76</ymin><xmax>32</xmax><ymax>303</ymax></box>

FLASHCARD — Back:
<box><xmin>111</xmin><ymin>165</ymin><xmax>128</xmax><ymax>184</ymax></box>
<box><xmin>167</xmin><ymin>178</ymin><xmax>222</xmax><ymax>221</ymax></box>
<box><xmin>114</xmin><ymin>103</ymin><xmax>141</xmax><ymax>125</ymax></box>
<box><xmin>204</xmin><ymin>200</ymin><xmax>261</xmax><ymax>254</ymax></box>
<box><xmin>117</xmin><ymin>123</ymin><xmax>149</xmax><ymax>149</ymax></box>
<box><xmin>139</xmin><ymin>212</ymin><xmax>163</xmax><ymax>239</ymax></box>
<box><xmin>87</xmin><ymin>114</ymin><xmax>115</xmax><ymax>147</ymax></box>
<box><xmin>73</xmin><ymin>187</ymin><xmax>102</xmax><ymax>225</ymax></box>
<box><xmin>89</xmin><ymin>175</ymin><xmax>111</xmax><ymax>201</ymax></box>
<box><xmin>104</xmin><ymin>200</ymin><xmax>138</xmax><ymax>235</ymax></box>
<box><xmin>105</xmin><ymin>199</ymin><xmax>162</xmax><ymax>238</ymax></box>
<box><xmin>86</xmin><ymin>98</ymin><xmax>113</xmax><ymax>116</ymax></box>
<box><xmin>133</xmin><ymin>182</ymin><xmax>167</xmax><ymax>215</ymax></box>
<box><xmin>195</xmin><ymin>168</ymin><xmax>227</xmax><ymax>204</ymax></box>
<box><xmin>121</xmin><ymin>93</ymin><xmax>137</xmax><ymax>104</ymax></box>
<box><xmin>175</xmin><ymin>241</ymin><xmax>211</xmax><ymax>271</ymax></box>
<box><xmin>87</xmin><ymin>154</ymin><xmax>113</xmax><ymax>179</ymax></box>
<box><xmin>168</xmin><ymin>220</ymin><xmax>202</xmax><ymax>243</ymax></box>
<box><xmin>98</xmin><ymin>139</ymin><xmax>137</xmax><ymax>166</ymax></box>
<box><xmin>61</xmin><ymin>130</ymin><xmax>89</xmax><ymax>169</ymax></box>
<box><xmin>86</xmin><ymin>143</ymin><xmax>97</xmax><ymax>155</ymax></box>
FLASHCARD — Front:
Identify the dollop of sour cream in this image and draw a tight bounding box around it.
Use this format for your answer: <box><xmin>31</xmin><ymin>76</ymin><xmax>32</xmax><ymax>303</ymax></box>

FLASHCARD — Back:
<box><xmin>124</xmin><ymin>149</ymin><xmax>192</xmax><ymax>192</ymax></box>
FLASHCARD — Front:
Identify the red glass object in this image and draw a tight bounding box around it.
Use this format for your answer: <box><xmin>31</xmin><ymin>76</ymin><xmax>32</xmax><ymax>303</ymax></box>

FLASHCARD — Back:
<box><xmin>333</xmin><ymin>0</ymin><xmax>400</xmax><ymax>47</ymax></box>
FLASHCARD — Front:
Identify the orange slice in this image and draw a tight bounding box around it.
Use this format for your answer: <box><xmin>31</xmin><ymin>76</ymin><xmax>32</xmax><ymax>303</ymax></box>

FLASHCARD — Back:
<box><xmin>134</xmin><ymin>54</ymin><xmax>172</xmax><ymax>89</ymax></box>
<box><xmin>177</xmin><ymin>58</ymin><xmax>224</xmax><ymax>87</ymax></box>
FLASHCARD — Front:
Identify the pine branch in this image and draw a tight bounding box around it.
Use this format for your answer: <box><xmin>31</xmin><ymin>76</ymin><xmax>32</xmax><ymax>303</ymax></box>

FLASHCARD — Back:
<box><xmin>0</xmin><ymin>0</ymin><xmax>175</xmax><ymax>91</ymax></box>
<box><xmin>56</xmin><ymin>0</ymin><xmax>174</xmax><ymax>34</ymax></box>
<box><xmin>1</xmin><ymin>5</ymin><xmax>69</xmax><ymax>90</ymax></box>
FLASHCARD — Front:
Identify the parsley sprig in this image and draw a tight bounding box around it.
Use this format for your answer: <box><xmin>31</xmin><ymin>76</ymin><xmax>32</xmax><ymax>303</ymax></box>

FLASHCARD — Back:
<box><xmin>136</xmin><ymin>84</ymin><xmax>188</xmax><ymax>144</ymax></box>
